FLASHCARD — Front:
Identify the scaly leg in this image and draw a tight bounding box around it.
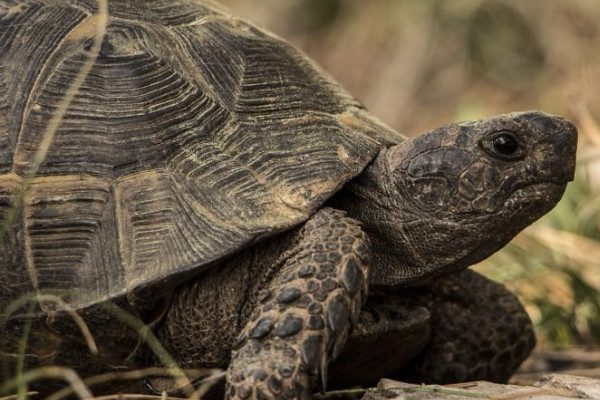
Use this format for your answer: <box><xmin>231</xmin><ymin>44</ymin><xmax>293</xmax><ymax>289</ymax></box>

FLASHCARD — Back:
<box><xmin>400</xmin><ymin>269</ymin><xmax>536</xmax><ymax>383</ymax></box>
<box><xmin>226</xmin><ymin>208</ymin><xmax>371</xmax><ymax>400</ymax></box>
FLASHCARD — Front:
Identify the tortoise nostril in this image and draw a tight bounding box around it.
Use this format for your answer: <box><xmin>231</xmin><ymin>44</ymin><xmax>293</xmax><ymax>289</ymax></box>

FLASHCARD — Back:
<box><xmin>555</xmin><ymin>122</ymin><xmax>578</xmax><ymax>179</ymax></box>
<box><xmin>553</xmin><ymin>123</ymin><xmax>577</xmax><ymax>150</ymax></box>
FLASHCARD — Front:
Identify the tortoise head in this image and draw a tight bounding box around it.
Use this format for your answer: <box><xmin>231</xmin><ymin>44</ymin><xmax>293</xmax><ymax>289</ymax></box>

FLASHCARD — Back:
<box><xmin>349</xmin><ymin>111</ymin><xmax>577</xmax><ymax>286</ymax></box>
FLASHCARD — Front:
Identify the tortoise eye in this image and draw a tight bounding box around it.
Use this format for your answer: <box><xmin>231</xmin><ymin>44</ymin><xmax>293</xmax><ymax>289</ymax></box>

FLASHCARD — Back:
<box><xmin>481</xmin><ymin>131</ymin><xmax>525</xmax><ymax>161</ymax></box>
<box><xmin>493</xmin><ymin>133</ymin><xmax>518</xmax><ymax>155</ymax></box>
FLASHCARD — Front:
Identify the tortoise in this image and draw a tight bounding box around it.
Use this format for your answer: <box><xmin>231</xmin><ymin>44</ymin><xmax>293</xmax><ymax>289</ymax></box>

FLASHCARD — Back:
<box><xmin>0</xmin><ymin>0</ymin><xmax>578</xmax><ymax>399</ymax></box>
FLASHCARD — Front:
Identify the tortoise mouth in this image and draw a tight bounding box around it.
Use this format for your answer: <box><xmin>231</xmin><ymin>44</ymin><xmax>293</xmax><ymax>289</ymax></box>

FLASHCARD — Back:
<box><xmin>456</xmin><ymin>180</ymin><xmax>567</xmax><ymax>216</ymax></box>
<box><xmin>503</xmin><ymin>181</ymin><xmax>567</xmax><ymax>214</ymax></box>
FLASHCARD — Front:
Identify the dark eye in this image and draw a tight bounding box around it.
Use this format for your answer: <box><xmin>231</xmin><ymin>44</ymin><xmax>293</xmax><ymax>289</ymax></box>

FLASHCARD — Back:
<box><xmin>493</xmin><ymin>133</ymin><xmax>518</xmax><ymax>155</ymax></box>
<box><xmin>480</xmin><ymin>131</ymin><xmax>525</xmax><ymax>161</ymax></box>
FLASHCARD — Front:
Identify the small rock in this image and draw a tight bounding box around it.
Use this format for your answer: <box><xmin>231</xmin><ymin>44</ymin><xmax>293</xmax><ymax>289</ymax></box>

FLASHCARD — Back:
<box><xmin>535</xmin><ymin>374</ymin><xmax>600</xmax><ymax>399</ymax></box>
<box><xmin>360</xmin><ymin>374</ymin><xmax>600</xmax><ymax>399</ymax></box>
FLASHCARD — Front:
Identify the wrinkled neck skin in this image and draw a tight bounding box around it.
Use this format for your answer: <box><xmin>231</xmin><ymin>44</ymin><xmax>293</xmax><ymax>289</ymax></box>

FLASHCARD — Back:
<box><xmin>331</xmin><ymin>148</ymin><xmax>466</xmax><ymax>287</ymax></box>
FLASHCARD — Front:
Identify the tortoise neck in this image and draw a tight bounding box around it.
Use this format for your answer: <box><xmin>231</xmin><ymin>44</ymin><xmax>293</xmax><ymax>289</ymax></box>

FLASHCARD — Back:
<box><xmin>328</xmin><ymin>149</ymin><xmax>425</xmax><ymax>287</ymax></box>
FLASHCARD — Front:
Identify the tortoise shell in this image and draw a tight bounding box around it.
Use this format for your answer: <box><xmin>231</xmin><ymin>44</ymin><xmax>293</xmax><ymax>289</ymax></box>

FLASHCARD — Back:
<box><xmin>0</xmin><ymin>0</ymin><xmax>402</xmax><ymax>312</ymax></box>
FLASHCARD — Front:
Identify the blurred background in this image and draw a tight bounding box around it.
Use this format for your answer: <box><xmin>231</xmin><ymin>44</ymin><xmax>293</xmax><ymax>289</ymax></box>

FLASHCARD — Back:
<box><xmin>219</xmin><ymin>0</ymin><xmax>600</xmax><ymax>353</ymax></box>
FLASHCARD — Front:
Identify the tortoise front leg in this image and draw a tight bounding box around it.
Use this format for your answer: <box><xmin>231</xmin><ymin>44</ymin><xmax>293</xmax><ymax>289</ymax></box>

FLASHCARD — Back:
<box><xmin>326</xmin><ymin>296</ymin><xmax>431</xmax><ymax>390</ymax></box>
<box><xmin>226</xmin><ymin>208</ymin><xmax>370</xmax><ymax>400</ymax></box>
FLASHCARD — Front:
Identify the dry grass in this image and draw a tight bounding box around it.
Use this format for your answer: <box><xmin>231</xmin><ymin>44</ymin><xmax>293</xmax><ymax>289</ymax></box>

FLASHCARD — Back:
<box><xmin>1</xmin><ymin>296</ymin><xmax>223</xmax><ymax>398</ymax></box>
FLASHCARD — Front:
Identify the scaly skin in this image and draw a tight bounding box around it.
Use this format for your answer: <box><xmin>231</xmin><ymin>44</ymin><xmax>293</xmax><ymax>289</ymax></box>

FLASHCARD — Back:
<box><xmin>402</xmin><ymin>269</ymin><xmax>536</xmax><ymax>384</ymax></box>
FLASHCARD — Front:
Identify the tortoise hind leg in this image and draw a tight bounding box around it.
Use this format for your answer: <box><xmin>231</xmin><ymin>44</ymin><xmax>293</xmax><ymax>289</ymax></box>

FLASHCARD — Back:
<box><xmin>400</xmin><ymin>269</ymin><xmax>536</xmax><ymax>384</ymax></box>
<box><xmin>227</xmin><ymin>208</ymin><xmax>371</xmax><ymax>400</ymax></box>
<box><xmin>327</xmin><ymin>269</ymin><xmax>534</xmax><ymax>389</ymax></box>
